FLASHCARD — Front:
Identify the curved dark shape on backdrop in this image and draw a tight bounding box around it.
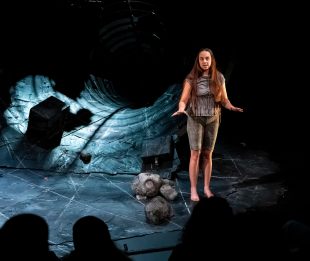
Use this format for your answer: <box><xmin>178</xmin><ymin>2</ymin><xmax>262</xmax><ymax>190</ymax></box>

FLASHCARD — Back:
<box><xmin>0</xmin><ymin>0</ymin><xmax>237</xmax><ymax>118</ymax></box>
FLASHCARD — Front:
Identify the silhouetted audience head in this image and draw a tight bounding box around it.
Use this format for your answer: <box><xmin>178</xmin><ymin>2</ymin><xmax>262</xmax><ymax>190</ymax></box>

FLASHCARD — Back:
<box><xmin>62</xmin><ymin>215</ymin><xmax>131</xmax><ymax>260</ymax></box>
<box><xmin>169</xmin><ymin>196</ymin><xmax>235</xmax><ymax>260</ymax></box>
<box><xmin>73</xmin><ymin>215</ymin><xmax>112</xmax><ymax>251</ymax></box>
<box><xmin>0</xmin><ymin>213</ymin><xmax>59</xmax><ymax>261</ymax></box>
<box><xmin>281</xmin><ymin>219</ymin><xmax>310</xmax><ymax>260</ymax></box>
<box><xmin>183</xmin><ymin>196</ymin><xmax>234</xmax><ymax>242</ymax></box>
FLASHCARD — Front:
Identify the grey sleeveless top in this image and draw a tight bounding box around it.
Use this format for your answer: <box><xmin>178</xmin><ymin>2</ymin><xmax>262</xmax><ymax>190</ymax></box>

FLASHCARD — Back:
<box><xmin>189</xmin><ymin>74</ymin><xmax>223</xmax><ymax>116</ymax></box>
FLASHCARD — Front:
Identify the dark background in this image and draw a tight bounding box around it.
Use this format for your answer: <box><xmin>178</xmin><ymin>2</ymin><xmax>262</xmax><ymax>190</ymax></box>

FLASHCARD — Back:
<box><xmin>0</xmin><ymin>0</ymin><xmax>307</xmax><ymax>177</ymax></box>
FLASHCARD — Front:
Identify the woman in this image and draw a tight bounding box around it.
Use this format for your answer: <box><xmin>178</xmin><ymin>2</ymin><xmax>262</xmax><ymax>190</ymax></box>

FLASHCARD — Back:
<box><xmin>172</xmin><ymin>48</ymin><xmax>243</xmax><ymax>201</ymax></box>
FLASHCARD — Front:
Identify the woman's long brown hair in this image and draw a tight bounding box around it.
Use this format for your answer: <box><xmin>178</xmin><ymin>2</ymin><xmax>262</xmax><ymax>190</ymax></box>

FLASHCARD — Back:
<box><xmin>185</xmin><ymin>48</ymin><xmax>223</xmax><ymax>111</ymax></box>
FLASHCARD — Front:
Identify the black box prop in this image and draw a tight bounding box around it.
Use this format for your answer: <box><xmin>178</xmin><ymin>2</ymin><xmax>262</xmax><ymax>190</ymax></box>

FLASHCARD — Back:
<box><xmin>141</xmin><ymin>136</ymin><xmax>174</xmax><ymax>171</ymax></box>
<box><xmin>26</xmin><ymin>96</ymin><xmax>69</xmax><ymax>149</ymax></box>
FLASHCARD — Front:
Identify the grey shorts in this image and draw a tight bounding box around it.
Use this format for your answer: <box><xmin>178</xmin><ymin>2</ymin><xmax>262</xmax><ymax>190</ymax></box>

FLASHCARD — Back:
<box><xmin>187</xmin><ymin>114</ymin><xmax>220</xmax><ymax>151</ymax></box>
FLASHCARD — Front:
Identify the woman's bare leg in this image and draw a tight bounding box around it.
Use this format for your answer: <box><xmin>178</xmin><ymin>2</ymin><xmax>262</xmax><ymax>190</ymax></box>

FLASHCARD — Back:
<box><xmin>202</xmin><ymin>149</ymin><xmax>214</xmax><ymax>198</ymax></box>
<box><xmin>189</xmin><ymin>149</ymin><xmax>201</xmax><ymax>201</ymax></box>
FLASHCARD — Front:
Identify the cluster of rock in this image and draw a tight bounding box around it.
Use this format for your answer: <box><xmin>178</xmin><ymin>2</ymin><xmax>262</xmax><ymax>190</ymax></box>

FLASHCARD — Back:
<box><xmin>131</xmin><ymin>172</ymin><xmax>178</xmax><ymax>225</ymax></box>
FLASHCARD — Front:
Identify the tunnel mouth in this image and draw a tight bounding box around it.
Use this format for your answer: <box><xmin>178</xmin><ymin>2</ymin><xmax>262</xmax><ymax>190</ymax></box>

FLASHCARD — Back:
<box><xmin>91</xmin><ymin>45</ymin><xmax>170</xmax><ymax>108</ymax></box>
<box><xmin>85</xmin><ymin>0</ymin><xmax>172</xmax><ymax>108</ymax></box>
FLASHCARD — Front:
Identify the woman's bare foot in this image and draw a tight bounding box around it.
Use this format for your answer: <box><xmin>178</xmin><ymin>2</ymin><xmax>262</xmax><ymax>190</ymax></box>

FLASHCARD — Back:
<box><xmin>190</xmin><ymin>189</ymin><xmax>200</xmax><ymax>201</ymax></box>
<box><xmin>204</xmin><ymin>187</ymin><xmax>214</xmax><ymax>198</ymax></box>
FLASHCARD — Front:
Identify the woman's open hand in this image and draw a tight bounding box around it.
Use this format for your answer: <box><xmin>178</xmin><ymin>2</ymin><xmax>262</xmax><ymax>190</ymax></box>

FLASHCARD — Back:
<box><xmin>225</xmin><ymin>102</ymin><xmax>243</xmax><ymax>112</ymax></box>
<box><xmin>229</xmin><ymin>106</ymin><xmax>243</xmax><ymax>112</ymax></box>
<box><xmin>171</xmin><ymin>110</ymin><xmax>189</xmax><ymax>117</ymax></box>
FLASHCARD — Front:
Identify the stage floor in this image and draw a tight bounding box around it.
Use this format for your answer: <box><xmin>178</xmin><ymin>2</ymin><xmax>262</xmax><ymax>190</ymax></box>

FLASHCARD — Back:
<box><xmin>0</xmin><ymin>75</ymin><xmax>286</xmax><ymax>259</ymax></box>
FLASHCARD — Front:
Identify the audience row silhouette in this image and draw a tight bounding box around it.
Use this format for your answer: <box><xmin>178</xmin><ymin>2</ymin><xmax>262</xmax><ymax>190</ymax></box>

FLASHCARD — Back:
<box><xmin>1</xmin><ymin>196</ymin><xmax>310</xmax><ymax>260</ymax></box>
<box><xmin>0</xmin><ymin>214</ymin><xmax>131</xmax><ymax>261</ymax></box>
<box><xmin>62</xmin><ymin>215</ymin><xmax>131</xmax><ymax>261</ymax></box>
<box><xmin>169</xmin><ymin>196</ymin><xmax>310</xmax><ymax>260</ymax></box>
<box><xmin>0</xmin><ymin>213</ymin><xmax>60</xmax><ymax>261</ymax></box>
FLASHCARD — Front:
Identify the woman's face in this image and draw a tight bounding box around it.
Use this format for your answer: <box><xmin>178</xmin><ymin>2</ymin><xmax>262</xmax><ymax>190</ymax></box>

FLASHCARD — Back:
<box><xmin>198</xmin><ymin>50</ymin><xmax>212</xmax><ymax>71</ymax></box>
